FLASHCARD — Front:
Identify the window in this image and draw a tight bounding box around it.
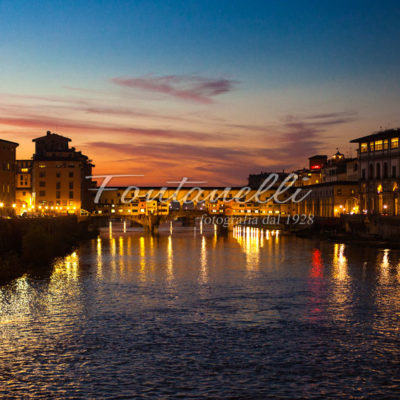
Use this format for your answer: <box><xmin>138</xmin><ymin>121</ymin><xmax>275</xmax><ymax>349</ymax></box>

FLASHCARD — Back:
<box><xmin>39</xmin><ymin>181</ymin><xmax>46</xmax><ymax>187</ymax></box>
<box><xmin>56</xmin><ymin>172</ymin><xmax>61</xmax><ymax>178</ymax></box>
<box><xmin>69</xmin><ymin>191</ymin><xmax>74</xmax><ymax>199</ymax></box>
<box><xmin>361</xmin><ymin>143</ymin><xmax>368</xmax><ymax>153</ymax></box>
<box><xmin>384</xmin><ymin>139</ymin><xmax>389</xmax><ymax>150</ymax></box>
<box><xmin>383</xmin><ymin>162</ymin><xmax>388</xmax><ymax>179</ymax></box>
<box><xmin>21</xmin><ymin>168</ymin><xmax>28</xmax><ymax>173</ymax></box>
<box><xmin>22</xmin><ymin>191</ymin><xmax>26</xmax><ymax>196</ymax></box>
<box><xmin>39</xmin><ymin>171</ymin><xmax>46</xmax><ymax>178</ymax></box>
<box><xmin>369</xmin><ymin>164</ymin><xmax>374</xmax><ymax>179</ymax></box>
<box><xmin>69</xmin><ymin>182</ymin><xmax>74</xmax><ymax>189</ymax></box>
<box><xmin>39</xmin><ymin>191</ymin><xmax>46</xmax><ymax>197</ymax></box>
<box><xmin>69</xmin><ymin>172</ymin><xmax>74</xmax><ymax>178</ymax></box>
<box><xmin>370</xmin><ymin>142</ymin><xmax>375</xmax><ymax>151</ymax></box>
<box><xmin>375</xmin><ymin>140</ymin><xmax>383</xmax><ymax>151</ymax></box>
<box><xmin>391</xmin><ymin>137</ymin><xmax>399</xmax><ymax>149</ymax></box>
<box><xmin>56</xmin><ymin>182</ymin><xmax>61</xmax><ymax>189</ymax></box>
<box><xmin>376</xmin><ymin>163</ymin><xmax>381</xmax><ymax>179</ymax></box>
<box><xmin>393</xmin><ymin>166</ymin><xmax>397</xmax><ymax>178</ymax></box>
<box><xmin>56</xmin><ymin>191</ymin><xmax>61</xmax><ymax>199</ymax></box>
<box><xmin>362</xmin><ymin>169</ymin><xmax>366</xmax><ymax>180</ymax></box>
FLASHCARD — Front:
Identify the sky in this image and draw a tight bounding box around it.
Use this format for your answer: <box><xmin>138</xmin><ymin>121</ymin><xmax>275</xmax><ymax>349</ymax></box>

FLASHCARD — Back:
<box><xmin>1</xmin><ymin>0</ymin><xmax>400</xmax><ymax>185</ymax></box>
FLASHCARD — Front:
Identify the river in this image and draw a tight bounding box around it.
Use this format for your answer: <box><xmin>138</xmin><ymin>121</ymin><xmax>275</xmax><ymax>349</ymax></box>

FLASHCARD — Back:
<box><xmin>1</xmin><ymin>227</ymin><xmax>400</xmax><ymax>399</ymax></box>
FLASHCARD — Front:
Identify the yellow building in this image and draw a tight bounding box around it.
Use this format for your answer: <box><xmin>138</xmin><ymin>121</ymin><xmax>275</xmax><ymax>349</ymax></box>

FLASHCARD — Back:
<box><xmin>297</xmin><ymin>181</ymin><xmax>359</xmax><ymax>217</ymax></box>
<box><xmin>15</xmin><ymin>160</ymin><xmax>33</xmax><ymax>215</ymax></box>
<box><xmin>31</xmin><ymin>131</ymin><xmax>94</xmax><ymax>214</ymax></box>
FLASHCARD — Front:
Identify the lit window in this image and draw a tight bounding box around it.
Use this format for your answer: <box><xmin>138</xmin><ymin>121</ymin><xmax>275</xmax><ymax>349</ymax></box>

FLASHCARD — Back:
<box><xmin>370</xmin><ymin>142</ymin><xmax>375</xmax><ymax>151</ymax></box>
<box><xmin>360</xmin><ymin>143</ymin><xmax>368</xmax><ymax>153</ymax></box>
<box><xmin>374</xmin><ymin>140</ymin><xmax>383</xmax><ymax>151</ymax></box>
<box><xmin>384</xmin><ymin>139</ymin><xmax>389</xmax><ymax>150</ymax></box>
<box><xmin>391</xmin><ymin>137</ymin><xmax>399</xmax><ymax>149</ymax></box>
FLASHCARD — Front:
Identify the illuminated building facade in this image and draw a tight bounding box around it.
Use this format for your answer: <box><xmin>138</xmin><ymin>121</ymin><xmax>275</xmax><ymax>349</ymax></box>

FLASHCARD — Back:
<box><xmin>15</xmin><ymin>160</ymin><xmax>33</xmax><ymax>215</ymax></box>
<box><xmin>351</xmin><ymin>129</ymin><xmax>400</xmax><ymax>215</ymax></box>
<box><xmin>92</xmin><ymin>186</ymin><xmax>296</xmax><ymax>217</ymax></box>
<box><xmin>0</xmin><ymin>139</ymin><xmax>18</xmax><ymax>215</ymax></box>
<box><xmin>31</xmin><ymin>131</ymin><xmax>94</xmax><ymax>214</ymax></box>
<box><xmin>296</xmin><ymin>151</ymin><xmax>359</xmax><ymax>217</ymax></box>
<box><xmin>297</xmin><ymin>181</ymin><xmax>359</xmax><ymax>217</ymax></box>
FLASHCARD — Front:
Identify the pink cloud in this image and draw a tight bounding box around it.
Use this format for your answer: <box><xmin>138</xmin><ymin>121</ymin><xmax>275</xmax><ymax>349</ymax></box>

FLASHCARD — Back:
<box><xmin>111</xmin><ymin>75</ymin><xmax>237</xmax><ymax>104</ymax></box>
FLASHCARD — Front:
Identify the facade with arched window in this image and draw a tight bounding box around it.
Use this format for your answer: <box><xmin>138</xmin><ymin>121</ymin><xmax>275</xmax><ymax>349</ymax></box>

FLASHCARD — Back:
<box><xmin>351</xmin><ymin>129</ymin><xmax>400</xmax><ymax>215</ymax></box>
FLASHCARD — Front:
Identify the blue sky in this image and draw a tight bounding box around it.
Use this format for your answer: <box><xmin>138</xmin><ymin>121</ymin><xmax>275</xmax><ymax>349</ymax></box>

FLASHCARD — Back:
<box><xmin>0</xmin><ymin>0</ymin><xmax>399</xmax><ymax>184</ymax></box>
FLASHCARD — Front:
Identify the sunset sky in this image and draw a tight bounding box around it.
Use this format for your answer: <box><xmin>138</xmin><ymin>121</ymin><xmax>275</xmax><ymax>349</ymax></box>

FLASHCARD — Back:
<box><xmin>1</xmin><ymin>0</ymin><xmax>400</xmax><ymax>185</ymax></box>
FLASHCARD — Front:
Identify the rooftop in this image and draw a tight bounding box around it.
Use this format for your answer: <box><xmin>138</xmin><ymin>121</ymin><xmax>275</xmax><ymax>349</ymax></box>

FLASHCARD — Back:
<box><xmin>350</xmin><ymin>128</ymin><xmax>400</xmax><ymax>143</ymax></box>
<box><xmin>0</xmin><ymin>138</ymin><xmax>19</xmax><ymax>146</ymax></box>
<box><xmin>32</xmin><ymin>131</ymin><xmax>71</xmax><ymax>142</ymax></box>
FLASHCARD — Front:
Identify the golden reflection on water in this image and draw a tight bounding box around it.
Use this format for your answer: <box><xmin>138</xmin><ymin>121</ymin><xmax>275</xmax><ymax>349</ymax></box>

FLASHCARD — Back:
<box><xmin>96</xmin><ymin>237</ymin><xmax>103</xmax><ymax>279</ymax></box>
<box><xmin>139</xmin><ymin>236</ymin><xmax>146</xmax><ymax>283</ymax></box>
<box><xmin>53</xmin><ymin>251</ymin><xmax>79</xmax><ymax>281</ymax></box>
<box><xmin>166</xmin><ymin>235</ymin><xmax>174</xmax><ymax>283</ymax></box>
<box><xmin>199</xmin><ymin>236</ymin><xmax>208</xmax><ymax>285</ymax></box>
<box><xmin>332</xmin><ymin>244</ymin><xmax>348</xmax><ymax>282</ymax></box>
<box><xmin>232</xmin><ymin>226</ymin><xmax>275</xmax><ymax>270</ymax></box>
<box><xmin>379</xmin><ymin>249</ymin><xmax>390</xmax><ymax>285</ymax></box>
<box><xmin>110</xmin><ymin>237</ymin><xmax>117</xmax><ymax>277</ymax></box>
<box><xmin>331</xmin><ymin>243</ymin><xmax>351</xmax><ymax>321</ymax></box>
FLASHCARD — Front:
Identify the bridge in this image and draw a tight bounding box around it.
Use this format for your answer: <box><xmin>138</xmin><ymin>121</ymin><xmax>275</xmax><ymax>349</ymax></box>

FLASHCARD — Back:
<box><xmin>127</xmin><ymin>210</ymin><xmax>206</xmax><ymax>233</ymax></box>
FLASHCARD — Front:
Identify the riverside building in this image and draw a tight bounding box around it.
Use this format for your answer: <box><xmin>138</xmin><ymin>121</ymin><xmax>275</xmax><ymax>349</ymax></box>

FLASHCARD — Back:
<box><xmin>0</xmin><ymin>139</ymin><xmax>18</xmax><ymax>216</ymax></box>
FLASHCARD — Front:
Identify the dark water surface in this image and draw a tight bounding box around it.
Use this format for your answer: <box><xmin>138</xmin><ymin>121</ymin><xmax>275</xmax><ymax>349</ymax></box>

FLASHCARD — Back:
<box><xmin>1</xmin><ymin>228</ymin><xmax>400</xmax><ymax>399</ymax></box>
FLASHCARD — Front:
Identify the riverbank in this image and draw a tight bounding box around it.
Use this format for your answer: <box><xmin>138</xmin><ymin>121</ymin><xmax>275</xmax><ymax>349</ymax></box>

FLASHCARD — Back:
<box><xmin>0</xmin><ymin>216</ymin><xmax>98</xmax><ymax>284</ymax></box>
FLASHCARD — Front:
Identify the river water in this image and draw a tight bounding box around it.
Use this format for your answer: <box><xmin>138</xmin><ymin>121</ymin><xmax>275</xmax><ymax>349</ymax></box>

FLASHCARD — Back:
<box><xmin>1</xmin><ymin>227</ymin><xmax>400</xmax><ymax>399</ymax></box>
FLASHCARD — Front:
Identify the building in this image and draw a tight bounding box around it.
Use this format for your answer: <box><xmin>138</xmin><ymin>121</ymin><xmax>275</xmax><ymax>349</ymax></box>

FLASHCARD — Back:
<box><xmin>351</xmin><ymin>128</ymin><xmax>400</xmax><ymax>215</ymax></box>
<box><xmin>322</xmin><ymin>150</ymin><xmax>358</xmax><ymax>183</ymax></box>
<box><xmin>295</xmin><ymin>155</ymin><xmax>327</xmax><ymax>187</ymax></box>
<box><xmin>15</xmin><ymin>160</ymin><xmax>33</xmax><ymax>215</ymax></box>
<box><xmin>0</xmin><ymin>139</ymin><xmax>18</xmax><ymax>215</ymax></box>
<box><xmin>297</xmin><ymin>181</ymin><xmax>359</xmax><ymax>217</ymax></box>
<box><xmin>296</xmin><ymin>151</ymin><xmax>359</xmax><ymax>217</ymax></box>
<box><xmin>31</xmin><ymin>131</ymin><xmax>94</xmax><ymax>214</ymax></box>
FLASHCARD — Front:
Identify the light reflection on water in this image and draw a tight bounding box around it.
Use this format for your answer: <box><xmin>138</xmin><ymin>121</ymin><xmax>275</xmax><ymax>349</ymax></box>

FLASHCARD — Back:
<box><xmin>1</xmin><ymin>228</ymin><xmax>400</xmax><ymax>398</ymax></box>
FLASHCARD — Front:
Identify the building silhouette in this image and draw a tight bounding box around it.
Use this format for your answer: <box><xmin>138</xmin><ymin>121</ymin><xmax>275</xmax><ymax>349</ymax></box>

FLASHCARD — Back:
<box><xmin>0</xmin><ymin>139</ymin><xmax>18</xmax><ymax>215</ymax></box>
